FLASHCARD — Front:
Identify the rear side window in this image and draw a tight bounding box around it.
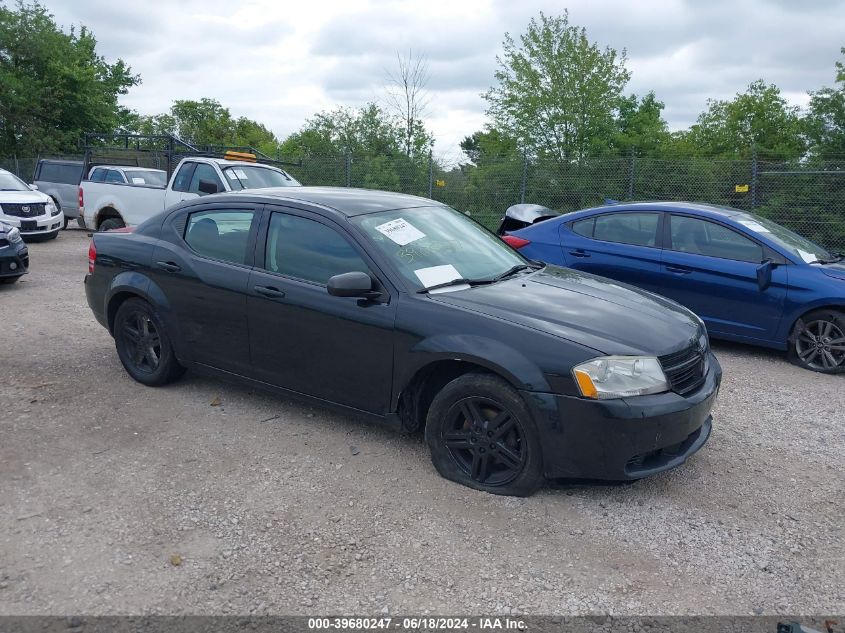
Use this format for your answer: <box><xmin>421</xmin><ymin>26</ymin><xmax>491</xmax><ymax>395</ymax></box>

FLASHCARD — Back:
<box><xmin>90</xmin><ymin>168</ymin><xmax>106</xmax><ymax>182</ymax></box>
<box><xmin>592</xmin><ymin>213</ymin><xmax>659</xmax><ymax>247</ymax></box>
<box><xmin>184</xmin><ymin>210</ymin><xmax>255</xmax><ymax>265</ymax></box>
<box><xmin>264</xmin><ymin>213</ymin><xmax>369</xmax><ymax>284</ymax></box>
<box><xmin>669</xmin><ymin>215</ymin><xmax>763</xmax><ymax>263</ymax></box>
<box><xmin>571</xmin><ymin>217</ymin><xmax>595</xmax><ymax>238</ymax></box>
<box><xmin>105</xmin><ymin>170</ymin><xmax>124</xmax><ymax>183</ymax></box>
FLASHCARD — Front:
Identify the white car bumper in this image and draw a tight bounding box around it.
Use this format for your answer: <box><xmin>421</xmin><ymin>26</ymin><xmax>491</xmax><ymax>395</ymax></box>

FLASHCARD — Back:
<box><xmin>0</xmin><ymin>207</ymin><xmax>63</xmax><ymax>237</ymax></box>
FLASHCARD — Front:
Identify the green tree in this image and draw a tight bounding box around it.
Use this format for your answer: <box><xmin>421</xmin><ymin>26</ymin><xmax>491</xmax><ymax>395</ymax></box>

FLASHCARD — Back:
<box><xmin>805</xmin><ymin>47</ymin><xmax>845</xmax><ymax>160</ymax></box>
<box><xmin>484</xmin><ymin>11</ymin><xmax>631</xmax><ymax>163</ymax></box>
<box><xmin>680</xmin><ymin>80</ymin><xmax>805</xmax><ymax>159</ymax></box>
<box><xmin>0</xmin><ymin>0</ymin><xmax>139</xmax><ymax>156</ymax></box>
<box><xmin>613</xmin><ymin>92</ymin><xmax>670</xmax><ymax>156</ymax></box>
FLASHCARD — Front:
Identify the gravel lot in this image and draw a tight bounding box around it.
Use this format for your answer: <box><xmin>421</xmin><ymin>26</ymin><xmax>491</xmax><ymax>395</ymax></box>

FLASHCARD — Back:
<box><xmin>1</xmin><ymin>229</ymin><xmax>843</xmax><ymax>616</ymax></box>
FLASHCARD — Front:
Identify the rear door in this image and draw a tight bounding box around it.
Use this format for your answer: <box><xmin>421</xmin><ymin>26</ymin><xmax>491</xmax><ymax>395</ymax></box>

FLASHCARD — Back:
<box><xmin>659</xmin><ymin>214</ymin><xmax>787</xmax><ymax>341</ymax></box>
<box><xmin>246</xmin><ymin>206</ymin><xmax>396</xmax><ymax>414</ymax></box>
<box><xmin>560</xmin><ymin>211</ymin><xmax>666</xmax><ymax>293</ymax></box>
<box><xmin>150</xmin><ymin>202</ymin><xmax>260</xmax><ymax>374</ymax></box>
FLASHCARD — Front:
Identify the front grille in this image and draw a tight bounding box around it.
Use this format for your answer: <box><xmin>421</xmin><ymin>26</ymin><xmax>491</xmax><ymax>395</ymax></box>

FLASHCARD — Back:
<box><xmin>659</xmin><ymin>343</ymin><xmax>707</xmax><ymax>395</ymax></box>
<box><xmin>1</xmin><ymin>203</ymin><xmax>46</xmax><ymax>218</ymax></box>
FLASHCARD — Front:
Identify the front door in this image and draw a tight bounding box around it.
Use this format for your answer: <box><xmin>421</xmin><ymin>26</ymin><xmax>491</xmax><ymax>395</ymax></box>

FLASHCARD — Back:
<box><xmin>150</xmin><ymin>204</ymin><xmax>259</xmax><ymax>373</ymax></box>
<box><xmin>246</xmin><ymin>207</ymin><xmax>396</xmax><ymax>414</ymax></box>
<box><xmin>659</xmin><ymin>214</ymin><xmax>787</xmax><ymax>342</ymax></box>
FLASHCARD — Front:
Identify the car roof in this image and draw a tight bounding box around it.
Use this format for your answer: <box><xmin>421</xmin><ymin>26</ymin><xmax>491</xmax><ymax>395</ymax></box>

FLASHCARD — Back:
<box><xmin>574</xmin><ymin>201</ymin><xmax>747</xmax><ymax>218</ymax></box>
<box><xmin>222</xmin><ymin>187</ymin><xmax>445</xmax><ymax>217</ymax></box>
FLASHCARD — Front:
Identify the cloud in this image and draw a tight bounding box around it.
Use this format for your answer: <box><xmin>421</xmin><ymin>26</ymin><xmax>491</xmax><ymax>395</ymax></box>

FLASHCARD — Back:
<box><xmin>41</xmin><ymin>0</ymin><xmax>845</xmax><ymax>158</ymax></box>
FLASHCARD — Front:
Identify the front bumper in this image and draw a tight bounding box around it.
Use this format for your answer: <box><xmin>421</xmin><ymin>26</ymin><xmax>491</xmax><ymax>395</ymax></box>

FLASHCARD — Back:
<box><xmin>0</xmin><ymin>243</ymin><xmax>29</xmax><ymax>278</ymax></box>
<box><xmin>0</xmin><ymin>212</ymin><xmax>63</xmax><ymax>237</ymax></box>
<box><xmin>523</xmin><ymin>353</ymin><xmax>722</xmax><ymax>480</ymax></box>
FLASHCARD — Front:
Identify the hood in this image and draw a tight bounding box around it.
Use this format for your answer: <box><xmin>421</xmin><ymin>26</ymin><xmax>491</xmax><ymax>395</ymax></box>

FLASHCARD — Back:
<box><xmin>820</xmin><ymin>261</ymin><xmax>845</xmax><ymax>282</ymax></box>
<box><xmin>0</xmin><ymin>190</ymin><xmax>50</xmax><ymax>205</ymax></box>
<box><xmin>431</xmin><ymin>266</ymin><xmax>704</xmax><ymax>357</ymax></box>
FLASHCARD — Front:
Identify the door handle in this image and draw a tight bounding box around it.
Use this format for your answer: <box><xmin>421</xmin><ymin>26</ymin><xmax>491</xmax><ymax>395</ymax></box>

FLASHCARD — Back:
<box><xmin>254</xmin><ymin>285</ymin><xmax>286</xmax><ymax>299</ymax></box>
<box><xmin>666</xmin><ymin>265</ymin><xmax>692</xmax><ymax>274</ymax></box>
<box><xmin>569</xmin><ymin>249</ymin><xmax>591</xmax><ymax>258</ymax></box>
<box><xmin>155</xmin><ymin>261</ymin><xmax>181</xmax><ymax>273</ymax></box>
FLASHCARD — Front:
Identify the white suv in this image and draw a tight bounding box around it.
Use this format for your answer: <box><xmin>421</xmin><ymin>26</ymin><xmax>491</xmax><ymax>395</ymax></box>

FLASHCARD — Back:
<box><xmin>0</xmin><ymin>168</ymin><xmax>64</xmax><ymax>241</ymax></box>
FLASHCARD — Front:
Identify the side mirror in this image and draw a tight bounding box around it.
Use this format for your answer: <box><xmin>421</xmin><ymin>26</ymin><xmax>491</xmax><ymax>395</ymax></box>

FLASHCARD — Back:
<box><xmin>756</xmin><ymin>259</ymin><xmax>774</xmax><ymax>291</ymax></box>
<box><xmin>197</xmin><ymin>179</ymin><xmax>219</xmax><ymax>195</ymax></box>
<box><xmin>29</xmin><ymin>184</ymin><xmax>38</xmax><ymax>190</ymax></box>
<box><xmin>327</xmin><ymin>271</ymin><xmax>381</xmax><ymax>299</ymax></box>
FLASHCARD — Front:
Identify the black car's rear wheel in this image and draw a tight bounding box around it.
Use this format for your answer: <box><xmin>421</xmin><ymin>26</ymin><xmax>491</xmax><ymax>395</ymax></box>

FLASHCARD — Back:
<box><xmin>425</xmin><ymin>372</ymin><xmax>544</xmax><ymax>496</ymax></box>
<box><xmin>114</xmin><ymin>298</ymin><xmax>185</xmax><ymax>386</ymax></box>
<box><xmin>788</xmin><ymin>309</ymin><xmax>845</xmax><ymax>373</ymax></box>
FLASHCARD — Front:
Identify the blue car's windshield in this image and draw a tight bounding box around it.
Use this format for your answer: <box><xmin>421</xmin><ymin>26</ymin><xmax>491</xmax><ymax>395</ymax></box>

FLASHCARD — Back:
<box><xmin>733</xmin><ymin>213</ymin><xmax>834</xmax><ymax>263</ymax></box>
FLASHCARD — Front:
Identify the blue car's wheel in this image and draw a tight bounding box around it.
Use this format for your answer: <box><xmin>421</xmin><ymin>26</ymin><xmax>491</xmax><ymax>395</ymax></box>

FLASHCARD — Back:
<box><xmin>789</xmin><ymin>309</ymin><xmax>845</xmax><ymax>373</ymax></box>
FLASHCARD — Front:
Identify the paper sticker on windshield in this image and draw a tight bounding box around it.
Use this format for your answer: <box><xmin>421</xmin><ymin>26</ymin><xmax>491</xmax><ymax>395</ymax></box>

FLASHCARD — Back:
<box><xmin>797</xmin><ymin>249</ymin><xmax>817</xmax><ymax>264</ymax></box>
<box><xmin>234</xmin><ymin>169</ymin><xmax>248</xmax><ymax>179</ymax></box>
<box><xmin>414</xmin><ymin>264</ymin><xmax>462</xmax><ymax>288</ymax></box>
<box><xmin>375</xmin><ymin>218</ymin><xmax>425</xmax><ymax>246</ymax></box>
<box><xmin>131</xmin><ymin>177</ymin><xmax>145</xmax><ymax>185</ymax></box>
<box><xmin>737</xmin><ymin>219</ymin><xmax>771</xmax><ymax>234</ymax></box>
<box><xmin>226</xmin><ymin>170</ymin><xmax>239</xmax><ymax>180</ymax></box>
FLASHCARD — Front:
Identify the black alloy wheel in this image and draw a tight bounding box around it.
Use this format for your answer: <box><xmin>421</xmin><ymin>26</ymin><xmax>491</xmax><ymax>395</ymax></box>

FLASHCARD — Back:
<box><xmin>444</xmin><ymin>397</ymin><xmax>526</xmax><ymax>486</ymax></box>
<box><xmin>121</xmin><ymin>310</ymin><xmax>162</xmax><ymax>374</ymax></box>
<box><xmin>791</xmin><ymin>310</ymin><xmax>845</xmax><ymax>373</ymax></box>
<box><xmin>426</xmin><ymin>372</ymin><xmax>544</xmax><ymax>496</ymax></box>
<box><xmin>114</xmin><ymin>297</ymin><xmax>185</xmax><ymax>386</ymax></box>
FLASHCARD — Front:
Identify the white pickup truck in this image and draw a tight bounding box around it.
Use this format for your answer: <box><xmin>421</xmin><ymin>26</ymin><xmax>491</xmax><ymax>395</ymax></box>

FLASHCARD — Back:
<box><xmin>79</xmin><ymin>156</ymin><xmax>301</xmax><ymax>231</ymax></box>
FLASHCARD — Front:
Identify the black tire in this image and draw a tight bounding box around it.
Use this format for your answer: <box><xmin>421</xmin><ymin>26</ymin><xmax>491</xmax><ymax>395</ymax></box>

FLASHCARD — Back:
<box><xmin>0</xmin><ymin>276</ymin><xmax>22</xmax><ymax>285</ymax></box>
<box><xmin>425</xmin><ymin>372</ymin><xmax>544</xmax><ymax>496</ymax></box>
<box><xmin>99</xmin><ymin>217</ymin><xmax>125</xmax><ymax>232</ymax></box>
<box><xmin>63</xmin><ymin>216</ymin><xmax>70</xmax><ymax>230</ymax></box>
<box><xmin>114</xmin><ymin>297</ymin><xmax>186</xmax><ymax>386</ymax></box>
<box><xmin>788</xmin><ymin>309</ymin><xmax>845</xmax><ymax>373</ymax></box>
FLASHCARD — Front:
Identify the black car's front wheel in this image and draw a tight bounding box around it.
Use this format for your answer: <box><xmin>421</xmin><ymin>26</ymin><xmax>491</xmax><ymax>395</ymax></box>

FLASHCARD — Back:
<box><xmin>425</xmin><ymin>372</ymin><xmax>544</xmax><ymax>496</ymax></box>
<box><xmin>114</xmin><ymin>298</ymin><xmax>185</xmax><ymax>386</ymax></box>
<box><xmin>788</xmin><ymin>309</ymin><xmax>845</xmax><ymax>373</ymax></box>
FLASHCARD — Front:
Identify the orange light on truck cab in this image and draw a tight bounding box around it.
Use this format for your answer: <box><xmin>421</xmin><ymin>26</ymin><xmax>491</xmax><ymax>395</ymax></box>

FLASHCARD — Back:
<box><xmin>223</xmin><ymin>151</ymin><xmax>257</xmax><ymax>162</ymax></box>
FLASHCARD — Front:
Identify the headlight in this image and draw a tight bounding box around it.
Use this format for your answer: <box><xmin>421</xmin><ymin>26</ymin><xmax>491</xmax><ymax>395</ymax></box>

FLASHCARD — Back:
<box><xmin>6</xmin><ymin>227</ymin><xmax>21</xmax><ymax>244</ymax></box>
<box><xmin>573</xmin><ymin>355</ymin><xmax>669</xmax><ymax>399</ymax></box>
<box><xmin>46</xmin><ymin>200</ymin><xmax>60</xmax><ymax>216</ymax></box>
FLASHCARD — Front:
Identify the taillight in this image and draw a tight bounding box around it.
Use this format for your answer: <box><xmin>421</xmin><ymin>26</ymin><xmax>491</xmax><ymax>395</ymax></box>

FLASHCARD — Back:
<box><xmin>502</xmin><ymin>235</ymin><xmax>531</xmax><ymax>249</ymax></box>
<box><xmin>78</xmin><ymin>186</ymin><xmax>84</xmax><ymax>212</ymax></box>
<box><xmin>88</xmin><ymin>240</ymin><xmax>96</xmax><ymax>273</ymax></box>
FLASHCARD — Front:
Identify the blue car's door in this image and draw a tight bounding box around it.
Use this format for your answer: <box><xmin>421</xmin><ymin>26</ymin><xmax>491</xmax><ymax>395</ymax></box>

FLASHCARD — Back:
<box><xmin>559</xmin><ymin>211</ymin><xmax>666</xmax><ymax>293</ymax></box>
<box><xmin>659</xmin><ymin>214</ymin><xmax>787</xmax><ymax>343</ymax></box>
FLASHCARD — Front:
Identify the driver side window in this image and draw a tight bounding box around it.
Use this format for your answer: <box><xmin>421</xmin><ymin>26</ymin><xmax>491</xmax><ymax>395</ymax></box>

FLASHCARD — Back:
<box><xmin>264</xmin><ymin>213</ymin><xmax>370</xmax><ymax>285</ymax></box>
<box><xmin>188</xmin><ymin>163</ymin><xmax>223</xmax><ymax>195</ymax></box>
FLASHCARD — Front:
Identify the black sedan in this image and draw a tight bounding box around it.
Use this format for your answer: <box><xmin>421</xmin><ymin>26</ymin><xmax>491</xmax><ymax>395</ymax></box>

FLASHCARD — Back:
<box><xmin>84</xmin><ymin>188</ymin><xmax>721</xmax><ymax>496</ymax></box>
<box><xmin>0</xmin><ymin>221</ymin><xmax>28</xmax><ymax>284</ymax></box>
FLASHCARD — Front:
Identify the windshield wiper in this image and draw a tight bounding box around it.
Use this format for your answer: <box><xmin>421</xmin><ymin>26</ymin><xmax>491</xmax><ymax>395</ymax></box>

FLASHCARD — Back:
<box><xmin>807</xmin><ymin>253</ymin><xmax>844</xmax><ymax>265</ymax></box>
<box><xmin>417</xmin><ymin>278</ymin><xmax>485</xmax><ymax>293</ymax></box>
<box><xmin>488</xmin><ymin>264</ymin><xmax>533</xmax><ymax>282</ymax></box>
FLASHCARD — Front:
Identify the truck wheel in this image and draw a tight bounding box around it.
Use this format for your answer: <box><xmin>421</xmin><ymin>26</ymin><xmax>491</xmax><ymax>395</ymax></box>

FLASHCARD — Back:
<box><xmin>63</xmin><ymin>216</ymin><xmax>70</xmax><ymax>230</ymax></box>
<box><xmin>99</xmin><ymin>218</ymin><xmax>125</xmax><ymax>232</ymax></box>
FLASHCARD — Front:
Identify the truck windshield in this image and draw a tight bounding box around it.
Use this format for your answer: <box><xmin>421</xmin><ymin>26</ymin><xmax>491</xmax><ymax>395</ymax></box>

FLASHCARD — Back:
<box><xmin>222</xmin><ymin>165</ymin><xmax>300</xmax><ymax>190</ymax></box>
<box><xmin>0</xmin><ymin>172</ymin><xmax>31</xmax><ymax>191</ymax></box>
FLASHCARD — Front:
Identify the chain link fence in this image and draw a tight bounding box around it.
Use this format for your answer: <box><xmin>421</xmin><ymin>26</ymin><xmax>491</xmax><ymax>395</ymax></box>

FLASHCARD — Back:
<box><xmin>3</xmin><ymin>152</ymin><xmax>844</xmax><ymax>251</ymax></box>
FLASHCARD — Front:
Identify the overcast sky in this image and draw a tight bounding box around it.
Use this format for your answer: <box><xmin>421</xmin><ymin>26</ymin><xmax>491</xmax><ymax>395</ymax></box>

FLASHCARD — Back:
<box><xmin>46</xmin><ymin>0</ymin><xmax>845</xmax><ymax>163</ymax></box>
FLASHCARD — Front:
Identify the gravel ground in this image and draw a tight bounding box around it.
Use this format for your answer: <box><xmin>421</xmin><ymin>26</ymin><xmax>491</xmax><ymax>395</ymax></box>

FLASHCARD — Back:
<box><xmin>0</xmin><ymin>229</ymin><xmax>843</xmax><ymax>616</ymax></box>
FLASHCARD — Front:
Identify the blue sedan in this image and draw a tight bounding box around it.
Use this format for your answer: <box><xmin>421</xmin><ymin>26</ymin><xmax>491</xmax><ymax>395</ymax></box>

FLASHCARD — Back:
<box><xmin>499</xmin><ymin>201</ymin><xmax>845</xmax><ymax>373</ymax></box>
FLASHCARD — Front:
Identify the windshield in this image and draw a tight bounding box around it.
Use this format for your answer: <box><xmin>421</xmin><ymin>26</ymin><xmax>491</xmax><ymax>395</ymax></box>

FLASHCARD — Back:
<box><xmin>353</xmin><ymin>205</ymin><xmax>528</xmax><ymax>290</ymax></box>
<box><xmin>733</xmin><ymin>212</ymin><xmax>834</xmax><ymax>263</ymax></box>
<box><xmin>222</xmin><ymin>165</ymin><xmax>300</xmax><ymax>190</ymax></box>
<box><xmin>0</xmin><ymin>172</ymin><xmax>31</xmax><ymax>192</ymax></box>
<box><xmin>125</xmin><ymin>170</ymin><xmax>167</xmax><ymax>186</ymax></box>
